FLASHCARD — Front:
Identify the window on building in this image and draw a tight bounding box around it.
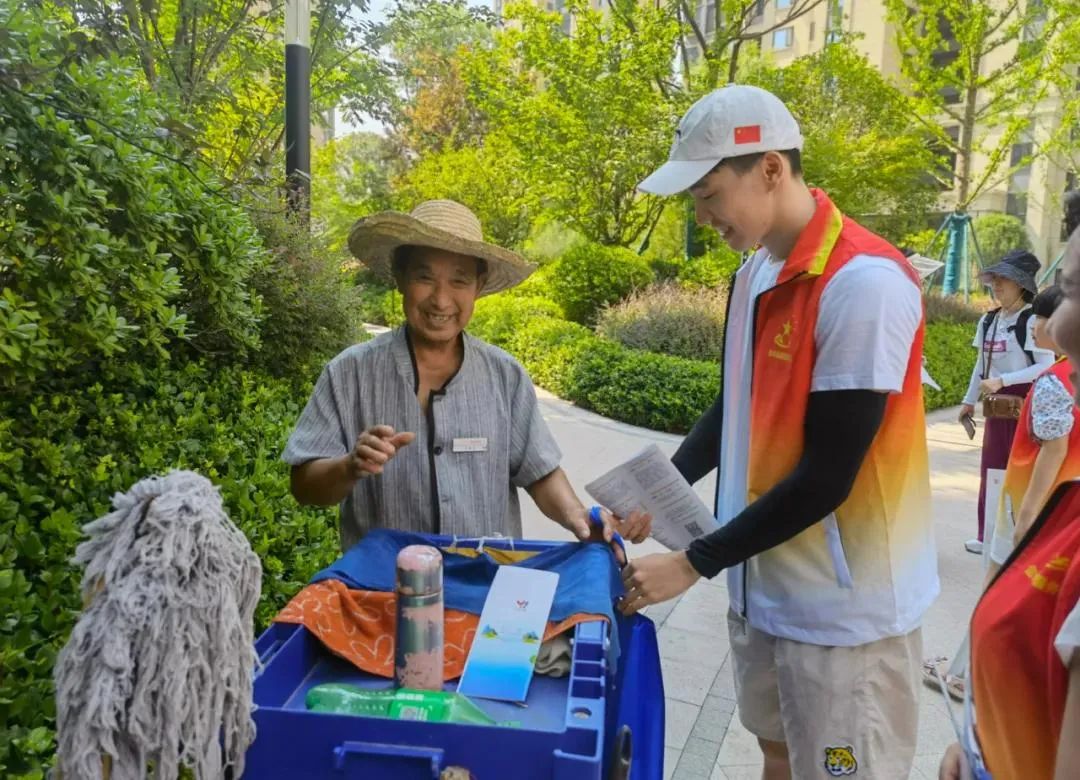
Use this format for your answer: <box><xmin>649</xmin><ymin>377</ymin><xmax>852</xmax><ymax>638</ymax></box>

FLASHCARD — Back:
<box><xmin>809</xmin><ymin>20</ymin><xmax>816</xmax><ymax>40</ymax></box>
<box><xmin>773</xmin><ymin>27</ymin><xmax>794</xmax><ymax>49</ymax></box>
<box><xmin>752</xmin><ymin>0</ymin><xmax>765</xmax><ymax>23</ymax></box>
<box><xmin>705</xmin><ymin>0</ymin><xmax>718</xmax><ymax>34</ymax></box>
<box><xmin>1024</xmin><ymin>0</ymin><xmax>1047</xmax><ymax>43</ymax></box>
<box><xmin>926</xmin><ymin>126</ymin><xmax>960</xmax><ymax>191</ymax></box>
<box><xmin>1062</xmin><ymin>171</ymin><xmax>1077</xmax><ymax>240</ymax></box>
<box><xmin>1007</xmin><ymin>135</ymin><xmax>1035</xmax><ymax>222</ymax></box>
<box><xmin>940</xmin><ymin>85</ymin><xmax>961</xmax><ymax>105</ymax></box>
<box><xmin>1007</xmin><ymin>192</ymin><xmax>1029</xmax><ymax>221</ymax></box>
<box><xmin>777</xmin><ymin>0</ymin><xmax>793</xmax><ymax>9</ymax></box>
<box><xmin>825</xmin><ymin>0</ymin><xmax>844</xmax><ymax>42</ymax></box>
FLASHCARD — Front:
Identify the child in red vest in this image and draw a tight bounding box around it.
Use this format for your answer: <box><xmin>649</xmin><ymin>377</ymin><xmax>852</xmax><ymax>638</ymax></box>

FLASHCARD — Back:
<box><xmin>988</xmin><ymin>285</ymin><xmax>1080</xmax><ymax>570</ymax></box>
<box><xmin>940</xmin><ymin>227</ymin><xmax>1080</xmax><ymax>779</ymax></box>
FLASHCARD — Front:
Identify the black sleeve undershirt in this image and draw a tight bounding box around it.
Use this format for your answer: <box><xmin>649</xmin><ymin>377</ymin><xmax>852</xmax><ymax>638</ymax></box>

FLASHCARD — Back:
<box><xmin>685</xmin><ymin>389</ymin><xmax>889</xmax><ymax>579</ymax></box>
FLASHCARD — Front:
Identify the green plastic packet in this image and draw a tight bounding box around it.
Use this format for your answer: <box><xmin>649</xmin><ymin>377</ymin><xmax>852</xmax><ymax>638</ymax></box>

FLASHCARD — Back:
<box><xmin>305</xmin><ymin>683</ymin><xmax>519</xmax><ymax>728</ymax></box>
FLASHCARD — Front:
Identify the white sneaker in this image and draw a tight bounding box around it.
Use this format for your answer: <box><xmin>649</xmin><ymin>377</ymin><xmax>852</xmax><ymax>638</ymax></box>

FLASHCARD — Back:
<box><xmin>964</xmin><ymin>539</ymin><xmax>983</xmax><ymax>554</ymax></box>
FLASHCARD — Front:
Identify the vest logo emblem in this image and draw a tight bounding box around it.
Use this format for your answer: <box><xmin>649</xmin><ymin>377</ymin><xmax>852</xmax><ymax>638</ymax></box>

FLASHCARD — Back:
<box><xmin>1026</xmin><ymin>555</ymin><xmax>1070</xmax><ymax>594</ymax></box>
<box><xmin>769</xmin><ymin>320</ymin><xmax>794</xmax><ymax>362</ymax></box>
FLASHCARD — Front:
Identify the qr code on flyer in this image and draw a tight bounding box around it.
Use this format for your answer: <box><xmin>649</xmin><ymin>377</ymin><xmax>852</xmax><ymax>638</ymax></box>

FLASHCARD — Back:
<box><xmin>683</xmin><ymin>521</ymin><xmax>704</xmax><ymax>537</ymax></box>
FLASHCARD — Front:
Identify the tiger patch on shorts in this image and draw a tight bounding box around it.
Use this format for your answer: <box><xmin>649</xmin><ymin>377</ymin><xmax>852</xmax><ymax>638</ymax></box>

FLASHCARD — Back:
<box><xmin>824</xmin><ymin>745</ymin><xmax>857</xmax><ymax>776</ymax></box>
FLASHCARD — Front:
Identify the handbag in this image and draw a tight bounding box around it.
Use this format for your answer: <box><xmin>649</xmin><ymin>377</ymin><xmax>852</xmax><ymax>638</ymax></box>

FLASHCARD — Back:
<box><xmin>980</xmin><ymin>312</ymin><xmax>1026</xmax><ymax>420</ymax></box>
<box><xmin>983</xmin><ymin>394</ymin><xmax>1023</xmax><ymax>419</ymax></box>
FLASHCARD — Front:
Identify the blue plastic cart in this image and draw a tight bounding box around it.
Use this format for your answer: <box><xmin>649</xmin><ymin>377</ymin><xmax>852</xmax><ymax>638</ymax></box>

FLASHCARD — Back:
<box><xmin>245</xmin><ymin>536</ymin><xmax>665</xmax><ymax>779</ymax></box>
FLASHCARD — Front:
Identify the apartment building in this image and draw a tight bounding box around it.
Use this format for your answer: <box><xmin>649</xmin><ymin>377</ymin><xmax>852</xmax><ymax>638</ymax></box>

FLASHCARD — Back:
<box><xmin>746</xmin><ymin>0</ymin><xmax>1074</xmax><ymax>264</ymax></box>
<box><xmin>525</xmin><ymin>0</ymin><xmax>1077</xmax><ymax>264</ymax></box>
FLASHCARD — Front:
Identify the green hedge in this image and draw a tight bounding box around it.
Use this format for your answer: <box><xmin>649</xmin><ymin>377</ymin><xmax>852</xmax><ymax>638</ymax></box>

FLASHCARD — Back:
<box><xmin>0</xmin><ymin>8</ymin><xmax>362</xmax><ymax>776</ymax></box>
<box><xmin>473</xmin><ymin>295</ymin><xmax>969</xmax><ymax>433</ymax></box>
<box><xmin>471</xmin><ymin>296</ymin><xmax>718</xmax><ymax>433</ymax></box>
<box><xmin>923</xmin><ymin>322</ymin><xmax>975</xmax><ymax>411</ymax></box>
<box><xmin>547</xmin><ymin>242</ymin><xmax>654</xmax><ymax>325</ymax></box>
<box><xmin>0</xmin><ymin>363</ymin><xmax>343</xmax><ymax>776</ymax></box>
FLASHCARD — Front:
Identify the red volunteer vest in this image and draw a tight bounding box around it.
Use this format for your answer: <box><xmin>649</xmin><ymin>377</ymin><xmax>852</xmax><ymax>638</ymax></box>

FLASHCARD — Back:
<box><xmin>740</xmin><ymin>188</ymin><xmax>934</xmax><ymax>644</ymax></box>
<box><xmin>972</xmin><ymin>480</ymin><xmax>1080</xmax><ymax>780</ymax></box>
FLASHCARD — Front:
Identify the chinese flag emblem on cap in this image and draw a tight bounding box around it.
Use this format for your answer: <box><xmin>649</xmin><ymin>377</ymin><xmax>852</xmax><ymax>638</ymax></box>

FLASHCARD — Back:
<box><xmin>734</xmin><ymin>125</ymin><xmax>762</xmax><ymax>145</ymax></box>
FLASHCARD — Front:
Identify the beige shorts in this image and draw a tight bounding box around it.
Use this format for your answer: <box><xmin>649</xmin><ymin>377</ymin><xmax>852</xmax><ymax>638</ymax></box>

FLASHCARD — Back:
<box><xmin>727</xmin><ymin>610</ymin><xmax>921</xmax><ymax>780</ymax></box>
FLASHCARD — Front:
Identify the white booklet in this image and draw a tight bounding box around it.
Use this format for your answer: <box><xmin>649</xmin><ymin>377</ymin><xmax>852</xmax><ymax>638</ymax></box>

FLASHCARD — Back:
<box><xmin>458</xmin><ymin>566</ymin><xmax>559</xmax><ymax>702</ymax></box>
<box><xmin>585</xmin><ymin>444</ymin><xmax>720</xmax><ymax>550</ymax></box>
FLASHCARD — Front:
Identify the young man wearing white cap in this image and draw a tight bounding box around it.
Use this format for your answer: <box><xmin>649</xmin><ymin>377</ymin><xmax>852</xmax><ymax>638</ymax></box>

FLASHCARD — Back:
<box><xmin>618</xmin><ymin>86</ymin><xmax>938</xmax><ymax>778</ymax></box>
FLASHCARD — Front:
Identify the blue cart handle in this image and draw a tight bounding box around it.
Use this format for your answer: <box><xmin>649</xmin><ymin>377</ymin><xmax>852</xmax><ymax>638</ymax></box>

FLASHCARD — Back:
<box><xmin>589</xmin><ymin>505</ymin><xmax>626</xmax><ymax>561</ymax></box>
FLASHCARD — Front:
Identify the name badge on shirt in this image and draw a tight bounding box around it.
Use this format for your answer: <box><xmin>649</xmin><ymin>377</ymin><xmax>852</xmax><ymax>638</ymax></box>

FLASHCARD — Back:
<box><xmin>453</xmin><ymin>437</ymin><xmax>488</xmax><ymax>453</ymax></box>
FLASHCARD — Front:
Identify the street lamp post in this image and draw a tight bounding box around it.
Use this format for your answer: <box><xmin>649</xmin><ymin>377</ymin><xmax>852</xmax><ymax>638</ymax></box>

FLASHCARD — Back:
<box><xmin>285</xmin><ymin>0</ymin><xmax>311</xmax><ymax>220</ymax></box>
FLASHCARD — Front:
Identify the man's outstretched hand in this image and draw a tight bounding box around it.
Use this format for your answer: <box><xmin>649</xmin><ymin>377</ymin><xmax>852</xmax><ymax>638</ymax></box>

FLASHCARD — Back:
<box><xmin>348</xmin><ymin>425</ymin><xmax>416</xmax><ymax>479</ymax></box>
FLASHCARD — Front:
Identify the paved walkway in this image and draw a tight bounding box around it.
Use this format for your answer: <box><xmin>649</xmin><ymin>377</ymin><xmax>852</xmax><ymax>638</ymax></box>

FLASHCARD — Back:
<box><xmin>519</xmin><ymin>390</ymin><xmax>986</xmax><ymax>780</ymax></box>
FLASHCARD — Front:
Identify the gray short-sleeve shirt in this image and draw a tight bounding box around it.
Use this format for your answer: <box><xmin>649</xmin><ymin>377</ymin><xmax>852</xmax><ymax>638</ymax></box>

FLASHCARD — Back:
<box><xmin>282</xmin><ymin>327</ymin><xmax>563</xmax><ymax>550</ymax></box>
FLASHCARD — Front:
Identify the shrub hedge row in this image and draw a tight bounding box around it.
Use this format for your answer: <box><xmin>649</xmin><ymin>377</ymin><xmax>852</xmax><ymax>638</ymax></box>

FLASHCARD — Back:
<box><xmin>471</xmin><ymin>295</ymin><xmax>975</xmax><ymax>433</ymax></box>
<box><xmin>471</xmin><ymin>297</ymin><xmax>719</xmax><ymax>432</ymax></box>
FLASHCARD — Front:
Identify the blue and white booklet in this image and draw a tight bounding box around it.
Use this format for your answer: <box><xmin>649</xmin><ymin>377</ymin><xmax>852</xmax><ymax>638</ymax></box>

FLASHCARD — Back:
<box><xmin>458</xmin><ymin>566</ymin><xmax>559</xmax><ymax>702</ymax></box>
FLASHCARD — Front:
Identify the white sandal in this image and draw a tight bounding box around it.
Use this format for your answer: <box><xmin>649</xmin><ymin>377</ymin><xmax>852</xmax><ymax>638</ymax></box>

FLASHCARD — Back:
<box><xmin>921</xmin><ymin>656</ymin><xmax>949</xmax><ymax>691</ymax></box>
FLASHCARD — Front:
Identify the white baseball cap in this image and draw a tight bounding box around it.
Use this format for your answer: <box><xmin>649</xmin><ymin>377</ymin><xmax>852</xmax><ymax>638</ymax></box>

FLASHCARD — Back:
<box><xmin>638</xmin><ymin>85</ymin><xmax>804</xmax><ymax>196</ymax></box>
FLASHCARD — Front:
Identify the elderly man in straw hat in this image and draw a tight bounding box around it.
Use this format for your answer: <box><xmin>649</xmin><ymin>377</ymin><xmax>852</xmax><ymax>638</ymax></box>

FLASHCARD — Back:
<box><xmin>283</xmin><ymin>200</ymin><xmax>650</xmax><ymax>554</ymax></box>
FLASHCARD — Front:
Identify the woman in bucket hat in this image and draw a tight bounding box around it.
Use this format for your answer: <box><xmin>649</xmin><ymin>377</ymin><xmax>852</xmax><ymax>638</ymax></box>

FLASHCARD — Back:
<box><xmin>281</xmin><ymin>199</ymin><xmax>649</xmax><ymax>554</ymax></box>
<box><xmin>958</xmin><ymin>249</ymin><xmax>1056</xmax><ymax>556</ymax></box>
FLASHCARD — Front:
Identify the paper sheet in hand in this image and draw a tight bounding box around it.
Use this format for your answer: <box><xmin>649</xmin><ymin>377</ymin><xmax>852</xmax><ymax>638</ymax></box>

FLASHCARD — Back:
<box><xmin>585</xmin><ymin>444</ymin><xmax>720</xmax><ymax>549</ymax></box>
<box><xmin>458</xmin><ymin>566</ymin><xmax>558</xmax><ymax>702</ymax></box>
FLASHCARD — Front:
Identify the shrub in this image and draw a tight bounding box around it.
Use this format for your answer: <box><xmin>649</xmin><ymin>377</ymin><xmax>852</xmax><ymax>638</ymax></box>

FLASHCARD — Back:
<box><xmin>522</xmin><ymin>220</ymin><xmax>585</xmax><ymax>264</ymax></box>
<box><xmin>923</xmin><ymin>293</ymin><xmax>990</xmax><ymax>325</ymax></box>
<box><xmin>507</xmin><ymin>262</ymin><xmax>558</xmax><ymax>301</ymax></box>
<box><xmin>567</xmin><ymin>341</ymin><xmax>719</xmax><ymax>432</ymax></box>
<box><xmin>676</xmin><ymin>246</ymin><xmax>743</xmax><ymax>290</ymax></box>
<box><xmin>471</xmin><ymin>295</ymin><xmax>564</xmax><ymax>346</ymax></box>
<box><xmin>0</xmin><ymin>14</ymin><xmax>274</xmax><ymax>392</ymax></box>
<box><xmin>355</xmin><ymin>268</ymin><xmax>405</xmax><ymax>327</ymax></box>
<box><xmin>923</xmin><ymin>322</ymin><xmax>976</xmax><ymax>410</ymax></box>
<box><xmin>547</xmin><ymin>242</ymin><xmax>654</xmax><ymax>325</ymax></box>
<box><xmin>0</xmin><ymin>363</ymin><xmax>341</xmax><ymax>776</ymax></box>
<box><xmin>900</xmin><ymin>228</ymin><xmax>943</xmax><ymax>256</ymax></box>
<box><xmin>470</xmin><ymin>297</ymin><xmax>718</xmax><ymax>432</ymax></box>
<box><xmin>596</xmin><ymin>283</ymin><xmax>728</xmax><ymax>362</ymax></box>
<box><xmin>248</xmin><ymin>209</ymin><xmax>364</xmax><ymax>377</ymax></box>
<box><xmin>973</xmin><ymin>213</ymin><xmax>1031</xmax><ymax>266</ymax></box>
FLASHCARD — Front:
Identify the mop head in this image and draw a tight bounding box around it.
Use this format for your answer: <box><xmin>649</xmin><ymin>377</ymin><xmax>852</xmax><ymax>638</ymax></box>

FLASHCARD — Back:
<box><xmin>54</xmin><ymin>471</ymin><xmax>263</xmax><ymax>780</ymax></box>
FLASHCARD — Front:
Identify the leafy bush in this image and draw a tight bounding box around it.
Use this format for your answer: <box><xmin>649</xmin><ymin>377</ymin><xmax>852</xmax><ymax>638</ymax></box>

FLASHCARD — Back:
<box><xmin>0</xmin><ymin>13</ymin><xmax>272</xmax><ymax>391</ymax></box>
<box><xmin>923</xmin><ymin>293</ymin><xmax>990</xmax><ymax>325</ymax></box>
<box><xmin>507</xmin><ymin>262</ymin><xmax>558</xmax><ymax>301</ymax></box>
<box><xmin>923</xmin><ymin>322</ymin><xmax>976</xmax><ymax>410</ymax></box>
<box><xmin>973</xmin><ymin>213</ymin><xmax>1031</xmax><ymax>266</ymax></box>
<box><xmin>676</xmin><ymin>246</ymin><xmax>742</xmax><ymax>289</ymax></box>
<box><xmin>596</xmin><ymin>283</ymin><xmax>728</xmax><ymax>362</ymax></box>
<box><xmin>566</xmin><ymin>341</ymin><xmax>720</xmax><ymax>432</ymax></box>
<box><xmin>547</xmin><ymin>242</ymin><xmax>654</xmax><ymax>325</ymax></box>
<box><xmin>522</xmin><ymin>220</ymin><xmax>585</xmax><ymax>264</ymax></box>
<box><xmin>248</xmin><ymin>209</ymin><xmax>364</xmax><ymax>377</ymax></box>
<box><xmin>900</xmin><ymin>228</ymin><xmax>943</xmax><ymax>256</ymax></box>
<box><xmin>470</xmin><ymin>296</ymin><xmax>717</xmax><ymax>432</ymax></box>
<box><xmin>355</xmin><ymin>268</ymin><xmax>405</xmax><ymax>327</ymax></box>
<box><xmin>471</xmin><ymin>295</ymin><xmax>563</xmax><ymax>346</ymax></box>
<box><xmin>0</xmin><ymin>363</ymin><xmax>341</xmax><ymax>776</ymax></box>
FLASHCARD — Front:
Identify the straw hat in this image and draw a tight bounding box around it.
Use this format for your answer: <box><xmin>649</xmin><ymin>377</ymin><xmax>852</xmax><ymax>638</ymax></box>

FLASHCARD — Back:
<box><xmin>348</xmin><ymin>200</ymin><xmax>535</xmax><ymax>297</ymax></box>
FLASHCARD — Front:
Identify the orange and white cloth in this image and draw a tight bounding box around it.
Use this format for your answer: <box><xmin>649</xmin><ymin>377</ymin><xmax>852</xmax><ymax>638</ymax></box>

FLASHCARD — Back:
<box><xmin>275</xmin><ymin>581</ymin><xmax>603</xmax><ymax>681</ymax></box>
